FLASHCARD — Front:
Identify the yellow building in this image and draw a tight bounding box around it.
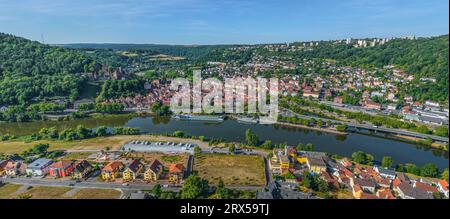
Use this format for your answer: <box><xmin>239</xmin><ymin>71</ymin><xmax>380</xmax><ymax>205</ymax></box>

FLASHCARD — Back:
<box><xmin>306</xmin><ymin>157</ymin><xmax>327</xmax><ymax>174</ymax></box>
<box><xmin>279</xmin><ymin>155</ymin><xmax>290</xmax><ymax>170</ymax></box>
<box><xmin>144</xmin><ymin>159</ymin><xmax>163</xmax><ymax>182</ymax></box>
<box><xmin>296</xmin><ymin>156</ymin><xmax>308</xmax><ymax>164</ymax></box>
<box><xmin>168</xmin><ymin>163</ymin><xmax>184</xmax><ymax>184</ymax></box>
<box><xmin>122</xmin><ymin>160</ymin><xmax>143</xmax><ymax>182</ymax></box>
<box><xmin>101</xmin><ymin>161</ymin><xmax>123</xmax><ymax>181</ymax></box>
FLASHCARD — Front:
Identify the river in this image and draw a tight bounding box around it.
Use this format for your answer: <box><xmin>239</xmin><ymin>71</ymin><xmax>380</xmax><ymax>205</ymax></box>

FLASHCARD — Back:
<box><xmin>0</xmin><ymin>115</ymin><xmax>448</xmax><ymax>169</ymax></box>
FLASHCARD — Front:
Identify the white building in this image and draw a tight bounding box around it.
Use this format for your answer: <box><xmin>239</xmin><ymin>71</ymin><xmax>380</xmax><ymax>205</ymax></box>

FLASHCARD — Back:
<box><xmin>25</xmin><ymin>158</ymin><xmax>53</xmax><ymax>176</ymax></box>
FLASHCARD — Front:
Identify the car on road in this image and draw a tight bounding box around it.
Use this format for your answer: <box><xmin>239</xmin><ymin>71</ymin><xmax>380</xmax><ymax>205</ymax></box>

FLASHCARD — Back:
<box><xmin>122</xmin><ymin>183</ymin><xmax>129</xmax><ymax>186</ymax></box>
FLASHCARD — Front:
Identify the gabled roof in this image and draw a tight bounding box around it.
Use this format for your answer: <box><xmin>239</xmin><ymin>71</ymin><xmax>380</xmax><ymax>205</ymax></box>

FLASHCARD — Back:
<box><xmin>73</xmin><ymin>160</ymin><xmax>91</xmax><ymax>173</ymax></box>
<box><xmin>353</xmin><ymin>177</ymin><xmax>377</xmax><ymax>188</ymax></box>
<box><xmin>4</xmin><ymin>160</ymin><xmax>21</xmax><ymax>170</ymax></box>
<box><xmin>397</xmin><ymin>182</ymin><xmax>433</xmax><ymax>199</ymax></box>
<box><xmin>377</xmin><ymin>189</ymin><xmax>395</xmax><ymax>199</ymax></box>
<box><xmin>360</xmin><ymin>192</ymin><xmax>378</xmax><ymax>199</ymax></box>
<box><xmin>49</xmin><ymin>160</ymin><xmax>73</xmax><ymax>170</ymax></box>
<box><xmin>169</xmin><ymin>163</ymin><xmax>184</xmax><ymax>173</ymax></box>
<box><xmin>438</xmin><ymin>180</ymin><xmax>449</xmax><ymax>190</ymax></box>
<box><xmin>102</xmin><ymin>161</ymin><xmax>123</xmax><ymax>172</ymax></box>
<box><xmin>148</xmin><ymin>159</ymin><xmax>163</xmax><ymax>173</ymax></box>
<box><xmin>414</xmin><ymin>182</ymin><xmax>439</xmax><ymax>194</ymax></box>
<box><xmin>124</xmin><ymin>160</ymin><xmax>141</xmax><ymax>173</ymax></box>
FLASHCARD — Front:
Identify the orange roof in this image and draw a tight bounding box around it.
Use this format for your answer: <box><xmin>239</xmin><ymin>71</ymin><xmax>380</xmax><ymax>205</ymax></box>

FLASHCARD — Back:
<box><xmin>392</xmin><ymin>178</ymin><xmax>402</xmax><ymax>188</ymax></box>
<box><xmin>4</xmin><ymin>161</ymin><xmax>20</xmax><ymax>170</ymax></box>
<box><xmin>377</xmin><ymin>189</ymin><xmax>396</xmax><ymax>199</ymax></box>
<box><xmin>414</xmin><ymin>182</ymin><xmax>439</xmax><ymax>194</ymax></box>
<box><xmin>439</xmin><ymin>180</ymin><xmax>449</xmax><ymax>189</ymax></box>
<box><xmin>49</xmin><ymin>160</ymin><xmax>73</xmax><ymax>169</ymax></box>
<box><xmin>169</xmin><ymin>163</ymin><xmax>184</xmax><ymax>173</ymax></box>
<box><xmin>103</xmin><ymin>161</ymin><xmax>123</xmax><ymax>171</ymax></box>
<box><xmin>360</xmin><ymin>193</ymin><xmax>378</xmax><ymax>199</ymax></box>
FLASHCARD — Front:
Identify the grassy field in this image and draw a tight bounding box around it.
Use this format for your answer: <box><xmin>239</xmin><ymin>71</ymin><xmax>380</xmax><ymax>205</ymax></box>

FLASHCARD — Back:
<box><xmin>0</xmin><ymin>184</ymin><xmax>122</xmax><ymax>199</ymax></box>
<box><xmin>61</xmin><ymin>152</ymin><xmax>93</xmax><ymax>160</ymax></box>
<box><xmin>0</xmin><ymin>135</ymin><xmax>209</xmax><ymax>154</ymax></box>
<box><xmin>194</xmin><ymin>154</ymin><xmax>266</xmax><ymax>186</ymax></box>
<box><xmin>0</xmin><ymin>183</ymin><xmax>22</xmax><ymax>199</ymax></box>
<box><xmin>72</xmin><ymin>189</ymin><xmax>122</xmax><ymax>199</ymax></box>
<box><xmin>15</xmin><ymin>186</ymin><xmax>72</xmax><ymax>199</ymax></box>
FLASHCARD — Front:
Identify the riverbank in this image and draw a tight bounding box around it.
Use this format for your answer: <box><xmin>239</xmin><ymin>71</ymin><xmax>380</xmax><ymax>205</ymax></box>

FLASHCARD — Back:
<box><xmin>396</xmin><ymin>135</ymin><xmax>449</xmax><ymax>151</ymax></box>
<box><xmin>0</xmin><ymin>134</ymin><xmax>210</xmax><ymax>154</ymax></box>
<box><xmin>276</xmin><ymin>122</ymin><xmax>348</xmax><ymax>135</ymax></box>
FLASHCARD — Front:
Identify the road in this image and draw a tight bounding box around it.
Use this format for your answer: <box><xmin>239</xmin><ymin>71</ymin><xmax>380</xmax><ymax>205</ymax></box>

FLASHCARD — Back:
<box><xmin>0</xmin><ymin>177</ymin><xmax>263</xmax><ymax>192</ymax></box>
<box><xmin>1</xmin><ymin>177</ymin><xmax>181</xmax><ymax>192</ymax></box>
<box><xmin>281</xmin><ymin>108</ymin><xmax>449</xmax><ymax>143</ymax></box>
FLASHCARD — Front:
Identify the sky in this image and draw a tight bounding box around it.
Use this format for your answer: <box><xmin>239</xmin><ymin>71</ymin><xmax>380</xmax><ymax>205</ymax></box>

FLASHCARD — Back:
<box><xmin>0</xmin><ymin>0</ymin><xmax>448</xmax><ymax>45</ymax></box>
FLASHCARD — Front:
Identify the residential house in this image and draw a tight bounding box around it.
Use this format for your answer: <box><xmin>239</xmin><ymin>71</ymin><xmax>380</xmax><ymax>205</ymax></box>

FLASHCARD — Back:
<box><xmin>101</xmin><ymin>161</ymin><xmax>124</xmax><ymax>181</ymax></box>
<box><xmin>437</xmin><ymin>180</ymin><xmax>449</xmax><ymax>198</ymax></box>
<box><xmin>376</xmin><ymin>188</ymin><xmax>396</xmax><ymax>199</ymax></box>
<box><xmin>168</xmin><ymin>163</ymin><xmax>185</xmax><ymax>184</ymax></box>
<box><xmin>395</xmin><ymin>182</ymin><xmax>433</xmax><ymax>199</ymax></box>
<box><xmin>350</xmin><ymin>177</ymin><xmax>377</xmax><ymax>193</ymax></box>
<box><xmin>0</xmin><ymin>160</ymin><xmax>8</xmax><ymax>176</ymax></box>
<box><xmin>306</xmin><ymin>157</ymin><xmax>327</xmax><ymax>174</ymax></box>
<box><xmin>72</xmin><ymin>160</ymin><xmax>92</xmax><ymax>179</ymax></box>
<box><xmin>360</xmin><ymin>192</ymin><xmax>379</xmax><ymax>199</ymax></box>
<box><xmin>374</xmin><ymin>166</ymin><xmax>396</xmax><ymax>180</ymax></box>
<box><xmin>144</xmin><ymin>159</ymin><xmax>164</xmax><ymax>182</ymax></box>
<box><xmin>48</xmin><ymin>161</ymin><xmax>75</xmax><ymax>178</ymax></box>
<box><xmin>321</xmin><ymin>171</ymin><xmax>339</xmax><ymax>189</ymax></box>
<box><xmin>413</xmin><ymin>181</ymin><xmax>439</xmax><ymax>194</ymax></box>
<box><xmin>4</xmin><ymin>160</ymin><xmax>22</xmax><ymax>176</ymax></box>
<box><xmin>25</xmin><ymin>158</ymin><xmax>53</xmax><ymax>176</ymax></box>
<box><xmin>122</xmin><ymin>159</ymin><xmax>143</xmax><ymax>181</ymax></box>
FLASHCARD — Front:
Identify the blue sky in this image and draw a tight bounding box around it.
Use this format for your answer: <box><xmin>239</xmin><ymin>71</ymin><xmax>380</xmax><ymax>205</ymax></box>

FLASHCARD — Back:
<box><xmin>0</xmin><ymin>0</ymin><xmax>448</xmax><ymax>44</ymax></box>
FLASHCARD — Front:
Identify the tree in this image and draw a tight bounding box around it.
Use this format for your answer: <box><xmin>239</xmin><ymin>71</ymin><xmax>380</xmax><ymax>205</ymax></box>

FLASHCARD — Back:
<box><xmin>96</xmin><ymin>126</ymin><xmax>108</xmax><ymax>137</ymax></box>
<box><xmin>441</xmin><ymin>168</ymin><xmax>449</xmax><ymax>181</ymax></box>
<box><xmin>305</xmin><ymin>143</ymin><xmax>314</xmax><ymax>151</ymax></box>
<box><xmin>296</xmin><ymin>143</ymin><xmax>304</xmax><ymax>151</ymax></box>
<box><xmin>420</xmin><ymin>163</ymin><xmax>439</xmax><ymax>178</ymax></box>
<box><xmin>194</xmin><ymin>146</ymin><xmax>201</xmax><ymax>154</ymax></box>
<box><xmin>381</xmin><ymin>156</ymin><xmax>394</xmax><ymax>168</ymax></box>
<box><xmin>336</xmin><ymin>124</ymin><xmax>348</xmax><ymax>132</ymax></box>
<box><xmin>228</xmin><ymin>144</ymin><xmax>236</xmax><ymax>153</ymax></box>
<box><xmin>301</xmin><ymin>171</ymin><xmax>315</xmax><ymax>189</ymax></box>
<box><xmin>245</xmin><ymin>129</ymin><xmax>259</xmax><ymax>146</ymax></box>
<box><xmin>152</xmin><ymin>184</ymin><xmax>162</xmax><ymax>198</ymax></box>
<box><xmin>434</xmin><ymin>126</ymin><xmax>449</xmax><ymax>137</ymax></box>
<box><xmin>172</xmin><ymin>131</ymin><xmax>185</xmax><ymax>138</ymax></box>
<box><xmin>261</xmin><ymin>140</ymin><xmax>273</xmax><ymax>149</ymax></box>
<box><xmin>284</xmin><ymin>171</ymin><xmax>296</xmax><ymax>180</ymax></box>
<box><xmin>214</xmin><ymin>178</ymin><xmax>232</xmax><ymax>199</ymax></box>
<box><xmin>179</xmin><ymin>174</ymin><xmax>210</xmax><ymax>199</ymax></box>
<box><xmin>351</xmin><ymin>151</ymin><xmax>374</xmax><ymax>165</ymax></box>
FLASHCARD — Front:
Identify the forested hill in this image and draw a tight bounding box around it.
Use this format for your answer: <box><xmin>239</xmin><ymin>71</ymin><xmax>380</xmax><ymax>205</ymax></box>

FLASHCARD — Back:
<box><xmin>61</xmin><ymin>43</ymin><xmax>232</xmax><ymax>60</ymax></box>
<box><xmin>0</xmin><ymin>33</ymin><xmax>96</xmax><ymax>106</ymax></box>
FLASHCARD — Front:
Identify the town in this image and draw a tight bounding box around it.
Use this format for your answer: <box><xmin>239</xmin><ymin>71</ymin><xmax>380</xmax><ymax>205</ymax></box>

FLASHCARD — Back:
<box><xmin>1</xmin><ymin>135</ymin><xmax>448</xmax><ymax>199</ymax></box>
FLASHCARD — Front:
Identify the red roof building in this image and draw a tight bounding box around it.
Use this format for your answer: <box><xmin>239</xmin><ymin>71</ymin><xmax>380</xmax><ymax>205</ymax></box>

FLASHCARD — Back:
<box><xmin>49</xmin><ymin>161</ymin><xmax>75</xmax><ymax>178</ymax></box>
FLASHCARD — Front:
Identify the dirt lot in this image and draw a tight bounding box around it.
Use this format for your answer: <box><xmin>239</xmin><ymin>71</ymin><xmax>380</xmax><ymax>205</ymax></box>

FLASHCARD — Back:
<box><xmin>194</xmin><ymin>154</ymin><xmax>266</xmax><ymax>186</ymax></box>
<box><xmin>72</xmin><ymin>188</ymin><xmax>122</xmax><ymax>199</ymax></box>
<box><xmin>127</xmin><ymin>152</ymin><xmax>190</xmax><ymax>167</ymax></box>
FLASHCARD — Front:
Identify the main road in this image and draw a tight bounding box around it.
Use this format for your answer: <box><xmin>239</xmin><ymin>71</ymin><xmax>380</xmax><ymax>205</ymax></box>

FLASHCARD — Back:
<box><xmin>280</xmin><ymin>108</ymin><xmax>449</xmax><ymax>143</ymax></box>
